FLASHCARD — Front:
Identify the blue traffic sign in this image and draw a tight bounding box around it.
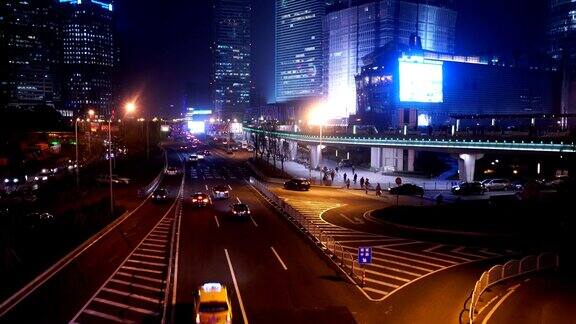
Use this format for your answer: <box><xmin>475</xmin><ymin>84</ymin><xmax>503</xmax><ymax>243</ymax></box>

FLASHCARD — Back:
<box><xmin>358</xmin><ymin>247</ymin><xmax>372</xmax><ymax>265</ymax></box>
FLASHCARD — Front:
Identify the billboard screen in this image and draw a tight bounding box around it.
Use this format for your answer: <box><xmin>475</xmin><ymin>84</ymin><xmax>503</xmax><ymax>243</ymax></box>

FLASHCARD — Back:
<box><xmin>399</xmin><ymin>58</ymin><xmax>443</xmax><ymax>103</ymax></box>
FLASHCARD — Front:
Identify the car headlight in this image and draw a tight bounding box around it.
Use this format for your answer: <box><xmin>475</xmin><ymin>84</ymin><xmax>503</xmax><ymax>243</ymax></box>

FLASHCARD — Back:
<box><xmin>196</xmin><ymin>314</ymin><xmax>200</xmax><ymax>324</ymax></box>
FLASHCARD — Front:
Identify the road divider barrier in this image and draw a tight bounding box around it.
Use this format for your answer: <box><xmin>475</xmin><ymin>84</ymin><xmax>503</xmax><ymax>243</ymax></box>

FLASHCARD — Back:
<box><xmin>249</xmin><ymin>177</ymin><xmax>366</xmax><ymax>284</ymax></box>
<box><xmin>138</xmin><ymin>151</ymin><xmax>169</xmax><ymax>198</ymax></box>
<box><xmin>467</xmin><ymin>252</ymin><xmax>559</xmax><ymax>324</ymax></box>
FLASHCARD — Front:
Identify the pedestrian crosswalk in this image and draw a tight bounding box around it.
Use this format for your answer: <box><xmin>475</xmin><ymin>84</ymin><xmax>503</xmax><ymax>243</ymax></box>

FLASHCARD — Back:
<box><xmin>71</xmin><ymin>217</ymin><xmax>175</xmax><ymax>323</ymax></box>
<box><xmin>189</xmin><ymin>165</ymin><xmax>251</xmax><ymax>181</ymax></box>
<box><xmin>282</xmin><ymin>198</ymin><xmax>515</xmax><ymax>301</ymax></box>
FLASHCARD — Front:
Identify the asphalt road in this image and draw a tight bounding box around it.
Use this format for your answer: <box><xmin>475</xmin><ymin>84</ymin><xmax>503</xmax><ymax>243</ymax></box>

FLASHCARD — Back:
<box><xmin>173</xmin><ymin>151</ymin><xmax>360</xmax><ymax>324</ymax></box>
<box><xmin>0</xmin><ymin>149</ymin><xmax>184</xmax><ymax>323</ymax></box>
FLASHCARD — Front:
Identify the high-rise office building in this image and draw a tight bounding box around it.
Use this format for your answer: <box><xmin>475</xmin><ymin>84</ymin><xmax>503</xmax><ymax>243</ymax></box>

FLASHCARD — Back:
<box><xmin>213</xmin><ymin>0</ymin><xmax>251</xmax><ymax>121</ymax></box>
<box><xmin>59</xmin><ymin>0</ymin><xmax>115</xmax><ymax>117</ymax></box>
<box><xmin>324</xmin><ymin>0</ymin><xmax>457</xmax><ymax>118</ymax></box>
<box><xmin>548</xmin><ymin>0</ymin><xmax>576</xmax><ymax>61</ymax></box>
<box><xmin>0</xmin><ymin>0</ymin><xmax>60</xmax><ymax>110</ymax></box>
<box><xmin>275</xmin><ymin>0</ymin><xmax>326</xmax><ymax>102</ymax></box>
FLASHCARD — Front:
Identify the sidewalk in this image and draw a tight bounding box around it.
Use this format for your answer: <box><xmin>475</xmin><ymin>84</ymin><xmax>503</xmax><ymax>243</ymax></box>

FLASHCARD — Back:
<box><xmin>268</xmin><ymin>158</ymin><xmax>457</xmax><ymax>191</ymax></box>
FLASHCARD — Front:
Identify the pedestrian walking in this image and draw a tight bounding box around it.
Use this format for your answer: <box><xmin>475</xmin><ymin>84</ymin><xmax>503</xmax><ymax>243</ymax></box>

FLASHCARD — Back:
<box><xmin>346</xmin><ymin>179</ymin><xmax>351</xmax><ymax>189</ymax></box>
<box><xmin>343</xmin><ymin>172</ymin><xmax>348</xmax><ymax>182</ymax></box>
<box><xmin>353</xmin><ymin>173</ymin><xmax>358</xmax><ymax>183</ymax></box>
<box><xmin>330</xmin><ymin>171</ymin><xmax>335</xmax><ymax>181</ymax></box>
<box><xmin>365</xmin><ymin>178</ymin><xmax>370</xmax><ymax>189</ymax></box>
<box><xmin>335</xmin><ymin>166</ymin><xmax>339</xmax><ymax>173</ymax></box>
<box><xmin>360</xmin><ymin>177</ymin><xmax>365</xmax><ymax>188</ymax></box>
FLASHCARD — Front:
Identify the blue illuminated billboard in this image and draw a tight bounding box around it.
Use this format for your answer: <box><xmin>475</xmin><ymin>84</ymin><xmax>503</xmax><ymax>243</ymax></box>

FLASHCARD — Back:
<box><xmin>399</xmin><ymin>57</ymin><xmax>443</xmax><ymax>103</ymax></box>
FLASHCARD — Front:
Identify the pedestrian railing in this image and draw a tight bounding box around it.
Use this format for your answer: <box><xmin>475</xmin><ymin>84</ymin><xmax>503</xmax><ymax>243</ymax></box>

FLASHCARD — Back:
<box><xmin>468</xmin><ymin>252</ymin><xmax>559</xmax><ymax>324</ymax></box>
<box><xmin>249</xmin><ymin>176</ymin><xmax>367</xmax><ymax>284</ymax></box>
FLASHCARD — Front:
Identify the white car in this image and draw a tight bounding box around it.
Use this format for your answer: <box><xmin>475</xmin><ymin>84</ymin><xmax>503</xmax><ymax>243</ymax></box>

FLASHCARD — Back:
<box><xmin>482</xmin><ymin>179</ymin><xmax>511</xmax><ymax>191</ymax></box>
<box><xmin>212</xmin><ymin>185</ymin><xmax>230</xmax><ymax>199</ymax></box>
<box><xmin>96</xmin><ymin>175</ymin><xmax>130</xmax><ymax>185</ymax></box>
<box><xmin>165</xmin><ymin>167</ymin><xmax>180</xmax><ymax>176</ymax></box>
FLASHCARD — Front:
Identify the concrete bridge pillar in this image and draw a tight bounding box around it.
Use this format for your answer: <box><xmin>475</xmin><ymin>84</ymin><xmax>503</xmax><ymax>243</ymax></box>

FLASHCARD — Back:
<box><xmin>370</xmin><ymin>147</ymin><xmax>382</xmax><ymax>171</ymax></box>
<box><xmin>458</xmin><ymin>153</ymin><xmax>484</xmax><ymax>182</ymax></box>
<box><xmin>288</xmin><ymin>140</ymin><xmax>298</xmax><ymax>160</ymax></box>
<box><xmin>308</xmin><ymin>144</ymin><xmax>322</xmax><ymax>169</ymax></box>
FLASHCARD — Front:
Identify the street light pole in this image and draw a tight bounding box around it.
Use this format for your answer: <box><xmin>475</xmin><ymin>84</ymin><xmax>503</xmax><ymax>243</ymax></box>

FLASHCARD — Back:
<box><xmin>75</xmin><ymin>119</ymin><xmax>80</xmax><ymax>188</ymax></box>
<box><xmin>108</xmin><ymin>118</ymin><xmax>114</xmax><ymax>216</ymax></box>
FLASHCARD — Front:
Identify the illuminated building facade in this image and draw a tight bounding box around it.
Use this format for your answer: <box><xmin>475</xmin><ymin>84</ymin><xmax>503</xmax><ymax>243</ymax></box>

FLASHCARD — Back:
<box><xmin>355</xmin><ymin>43</ymin><xmax>561</xmax><ymax>130</ymax></box>
<box><xmin>275</xmin><ymin>0</ymin><xmax>326</xmax><ymax>102</ymax></box>
<box><xmin>60</xmin><ymin>0</ymin><xmax>115</xmax><ymax>117</ymax></box>
<box><xmin>324</xmin><ymin>0</ymin><xmax>457</xmax><ymax>119</ymax></box>
<box><xmin>0</xmin><ymin>0</ymin><xmax>60</xmax><ymax>109</ymax></box>
<box><xmin>213</xmin><ymin>0</ymin><xmax>251</xmax><ymax>121</ymax></box>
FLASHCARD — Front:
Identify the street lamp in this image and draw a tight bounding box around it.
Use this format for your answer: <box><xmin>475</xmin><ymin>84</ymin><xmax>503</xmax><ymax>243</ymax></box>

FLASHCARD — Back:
<box><xmin>308</xmin><ymin>103</ymin><xmax>328</xmax><ymax>178</ymax></box>
<box><xmin>74</xmin><ymin>118</ymin><xmax>81</xmax><ymax>188</ymax></box>
<box><xmin>125</xmin><ymin>102</ymin><xmax>136</xmax><ymax>115</ymax></box>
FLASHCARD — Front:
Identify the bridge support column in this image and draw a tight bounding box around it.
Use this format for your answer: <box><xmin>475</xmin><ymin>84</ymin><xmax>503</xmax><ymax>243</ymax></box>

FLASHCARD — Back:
<box><xmin>406</xmin><ymin>149</ymin><xmax>415</xmax><ymax>172</ymax></box>
<box><xmin>370</xmin><ymin>147</ymin><xmax>382</xmax><ymax>171</ymax></box>
<box><xmin>380</xmin><ymin>148</ymin><xmax>412</xmax><ymax>172</ymax></box>
<box><xmin>308</xmin><ymin>144</ymin><xmax>322</xmax><ymax>169</ymax></box>
<box><xmin>458</xmin><ymin>153</ymin><xmax>484</xmax><ymax>182</ymax></box>
<box><xmin>288</xmin><ymin>140</ymin><xmax>298</xmax><ymax>160</ymax></box>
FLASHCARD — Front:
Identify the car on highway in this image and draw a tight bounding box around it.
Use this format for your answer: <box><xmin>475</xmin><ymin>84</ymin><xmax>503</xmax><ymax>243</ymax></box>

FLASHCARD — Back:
<box><xmin>165</xmin><ymin>166</ymin><xmax>180</xmax><ymax>176</ymax></box>
<box><xmin>212</xmin><ymin>185</ymin><xmax>230</xmax><ymax>199</ymax></box>
<box><xmin>96</xmin><ymin>175</ymin><xmax>130</xmax><ymax>185</ymax></box>
<box><xmin>192</xmin><ymin>192</ymin><xmax>210</xmax><ymax>207</ymax></box>
<box><xmin>152</xmin><ymin>188</ymin><xmax>169</xmax><ymax>202</ymax></box>
<box><xmin>451</xmin><ymin>181</ymin><xmax>485</xmax><ymax>195</ymax></box>
<box><xmin>195</xmin><ymin>283</ymin><xmax>232</xmax><ymax>324</ymax></box>
<box><xmin>229</xmin><ymin>203</ymin><xmax>250</xmax><ymax>218</ymax></box>
<box><xmin>189</xmin><ymin>154</ymin><xmax>199</xmax><ymax>163</ymax></box>
<box><xmin>481</xmin><ymin>178</ymin><xmax>511</xmax><ymax>191</ymax></box>
<box><xmin>246</xmin><ymin>146</ymin><xmax>254</xmax><ymax>152</ymax></box>
<box><xmin>25</xmin><ymin>212</ymin><xmax>55</xmax><ymax>231</ymax></box>
<box><xmin>283</xmin><ymin>178</ymin><xmax>311</xmax><ymax>191</ymax></box>
<box><xmin>388</xmin><ymin>183</ymin><xmax>424</xmax><ymax>196</ymax></box>
<box><xmin>203</xmin><ymin>150</ymin><xmax>212</xmax><ymax>156</ymax></box>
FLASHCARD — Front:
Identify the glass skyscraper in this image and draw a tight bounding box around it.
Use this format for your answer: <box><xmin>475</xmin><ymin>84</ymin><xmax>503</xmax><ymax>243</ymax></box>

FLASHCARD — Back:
<box><xmin>213</xmin><ymin>0</ymin><xmax>251</xmax><ymax>121</ymax></box>
<box><xmin>60</xmin><ymin>0</ymin><xmax>115</xmax><ymax>117</ymax></box>
<box><xmin>324</xmin><ymin>0</ymin><xmax>457</xmax><ymax>118</ymax></box>
<box><xmin>0</xmin><ymin>0</ymin><xmax>60</xmax><ymax>110</ymax></box>
<box><xmin>275</xmin><ymin>0</ymin><xmax>326</xmax><ymax>102</ymax></box>
<box><xmin>548</xmin><ymin>0</ymin><xmax>576</xmax><ymax>61</ymax></box>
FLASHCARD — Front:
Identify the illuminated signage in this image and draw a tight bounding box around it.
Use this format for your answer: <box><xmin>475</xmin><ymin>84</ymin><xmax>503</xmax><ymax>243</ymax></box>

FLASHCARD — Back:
<box><xmin>187</xmin><ymin>121</ymin><xmax>206</xmax><ymax>134</ymax></box>
<box><xmin>399</xmin><ymin>57</ymin><xmax>443</xmax><ymax>103</ymax></box>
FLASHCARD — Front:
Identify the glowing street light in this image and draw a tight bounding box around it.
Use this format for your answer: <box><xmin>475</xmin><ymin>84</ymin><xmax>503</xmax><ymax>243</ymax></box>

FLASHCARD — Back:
<box><xmin>125</xmin><ymin>102</ymin><xmax>137</xmax><ymax>114</ymax></box>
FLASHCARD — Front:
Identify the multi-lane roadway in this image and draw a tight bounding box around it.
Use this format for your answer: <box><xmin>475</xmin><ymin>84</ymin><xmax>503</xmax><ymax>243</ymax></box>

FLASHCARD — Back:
<box><xmin>0</xmin><ymin>140</ymin><xmax>549</xmax><ymax>324</ymax></box>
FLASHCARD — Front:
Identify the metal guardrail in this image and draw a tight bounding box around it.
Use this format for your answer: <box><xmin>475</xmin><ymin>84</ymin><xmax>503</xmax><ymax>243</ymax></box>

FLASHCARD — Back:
<box><xmin>249</xmin><ymin>177</ymin><xmax>367</xmax><ymax>283</ymax></box>
<box><xmin>468</xmin><ymin>252</ymin><xmax>559</xmax><ymax>324</ymax></box>
<box><xmin>244</xmin><ymin>127</ymin><xmax>576</xmax><ymax>153</ymax></box>
<box><xmin>137</xmin><ymin>151</ymin><xmax>168</xmax><ymax>198</ymax></box>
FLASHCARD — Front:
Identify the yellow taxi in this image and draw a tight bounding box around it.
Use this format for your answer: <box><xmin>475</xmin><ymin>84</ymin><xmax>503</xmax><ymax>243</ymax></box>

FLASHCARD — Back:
<box><xmin>195</xmin><ymin>283</ymin><xmax>232</xmax><ymax>324</ymax></box>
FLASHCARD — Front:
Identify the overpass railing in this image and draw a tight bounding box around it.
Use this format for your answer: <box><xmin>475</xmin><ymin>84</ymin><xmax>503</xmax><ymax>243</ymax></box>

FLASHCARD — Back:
<box><xmin>249</xmin><ymin>177</ymin><xmax>366</xmax><ymax>283</ymax></box>
<box><xmin>467</xmin><ymin>252</ymin><xmax>559</xmax><ymax>324</ymax></box>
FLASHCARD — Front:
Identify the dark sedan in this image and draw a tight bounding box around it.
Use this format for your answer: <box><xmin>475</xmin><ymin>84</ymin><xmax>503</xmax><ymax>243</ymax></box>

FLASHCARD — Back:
<box><xmin>388</xmin><ymin>184</ymin><xmax>424</xmax><ymax>196</ymax></box>
<box><xmin>451</xmin><ymin>182</ymin><xmax>485</xmax><ymax>195</ymax></box>
<box><xmin>283</xmin><ymin>178</ymin><xmax>311</xmax><ymax>191</ymax></box>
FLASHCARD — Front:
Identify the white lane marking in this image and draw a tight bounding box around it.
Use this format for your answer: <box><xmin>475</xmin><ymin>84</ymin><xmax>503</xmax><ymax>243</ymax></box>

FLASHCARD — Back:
<box><xmin>102</xmin><ymin>287</ymin><xmax>161</xmax><ymax>304</ymax></box>
<box><xmin>480</xmin><ymin>249</ymin><xmax>502</xmax><ymax>256</ymax></box>
<box><xmin>339</xmin><ymin>213</ymin><xmax>365</xmax><ymax>225</ymax></box>
<box><xmin>116</xmin><ymin>272</ymin><xmax>164</xmax><ymax>284</ymax></box>
<box><xmin>481</xmin><ymin>284</ymin><xmax>521</xmax><ymax>324</ymax></box>
<box><xmin>224</xmin><ymin>249</ymin><xmax>249</xmax><ymax>324</ymax></box>
<box><xmin>379</xmin><ymin>247</ymin><xmax>459</xmax><ymax>265</ymax></box>
<box><xmin>109</xmin><ymin>279</ymin><xmax>162</xmax><ymax>293</ymax></box>
<box><xmin>121</xmin><ymin>266</ymin><xmax>163</xmax><ymax>274</ymax></box>
<box><xmin>146</xmin><ymin>238</ymin><xmax>168</xmax><ymax>243</ymax></box>
<box><xmin>83</xmin><ymin>309</ymin><xmax>132</xmax><ymax>323</ymax></box>
<box><xmin>141</xmin><ymin>242</ymin><xmax>166</xmax><ymax>248</ymax></box>
<box><xmin>214</xmin><ymin>215</ymin><xmax>221</xmax><ymax>228</ymax></box>
<box><xmin>236</xmin><ymin>196</ymin><xmax>242</xmax><ymax>203</ymax></box>
<box><xmin>93</xmin><ymin>298</ymin><xmax>158</xmax><ymax>315</ymax></box>
<box><xmin>363</xmin><ymin>287</ymin><xmax>389</xmax><ymax>296</ymax></box>
<box><xmin>364</xmin><ymin>268</ymin><xmax>411</xmax><ymax>283</ymax></box>
<box><xmin>363</xmin><ymin>277</ymin><xmax>400</xmax><ymax>289</ymax></box>
<box><xmin>364</xmin><ymin>260</ymin><xmax>428</xmax><ymax>276</ymax></box>
<box><xmin>137</xmin><ymin>248</ymin><xmax>165</xmax><ymax>254</ymax></box>
<box><xmin>249</xmin><ymin>215</ymin><xmax>259</xmax><ymax>228</ymax></box>
<box><xmin>452</xmin><ymin>246</ymin><xmax>489</xmax><ymax>259</ymax></box>
<box><xmin>228</xmin><ymin>185</ymin><xmax>233</xmax><ymax>191</ymax></box>
<box><xmin>424</xmin><ymin>244</ymin><xmax>444</xmax><ymax>253</ymax></box>
<box><xmin>205</xmin><ymin>184</ymin><xmax>209</xmax><ymax>191</ymax></box>
<box><xmin>270</xmin><ymin>247</ymin><xmax>288</xmax><ymax>271</ymax></box>
<box><xmin>427</xmin><ymin>251</ymin><xmax>472</xmax><ymax>262</ymax></box>
<box><xmin>337</xmin><ymin>239</ymin><xmax>402</xmax><ymax>244</ymax></box>
<box><xmin>126</xmin><ymin>259</ymin><xmax>167</xmax><ymax>267</ymax></box>
<box><xmin>132</xmin><ymin>253</ymin><xmax>165</xmax><ymax>260</ymax></box>
<box><xmin>364</xmin><ymin>249</ymin><xmax>445</xmax><ymax>268</ymax></box>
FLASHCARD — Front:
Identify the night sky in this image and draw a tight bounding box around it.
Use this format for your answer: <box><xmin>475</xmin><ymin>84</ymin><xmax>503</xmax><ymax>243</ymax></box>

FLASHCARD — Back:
<box><xmin>115</xmin><ymin>0</ymin><xmax>545</xmax><ymax>117</ymax></box>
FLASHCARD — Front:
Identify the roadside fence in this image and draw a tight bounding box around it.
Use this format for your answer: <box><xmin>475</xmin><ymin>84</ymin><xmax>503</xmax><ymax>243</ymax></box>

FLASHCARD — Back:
<box><xmin>249</xmin><ymin>177</ymin><xmax>367</xmax><ymax>284</ymax></box>
<box><xmin>468</xmin><ymin>252</ymin><xmax>559</xmax><ymax>324</ymax></box>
